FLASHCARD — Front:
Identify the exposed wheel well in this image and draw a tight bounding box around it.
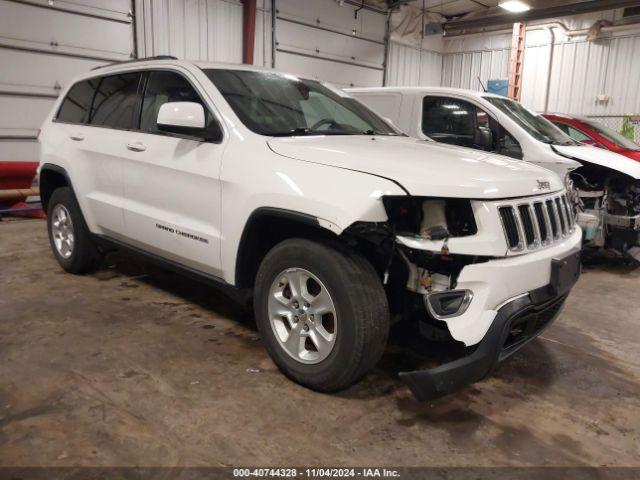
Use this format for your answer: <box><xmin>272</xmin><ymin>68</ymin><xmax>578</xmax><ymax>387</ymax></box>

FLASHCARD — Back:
<box><xmin>40</xmin><ymin>166</ymin><xmax>70</xmax><ymax>212</ymax></box>
<box><xmin>235</xmin><ymin>208</ymin><xmax>340</xmax><ymax>289</ymax></box>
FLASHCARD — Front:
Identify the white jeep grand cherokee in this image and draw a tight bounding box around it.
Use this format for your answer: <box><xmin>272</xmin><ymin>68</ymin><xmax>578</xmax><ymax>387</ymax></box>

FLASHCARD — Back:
<box><xmin>38</xmin><ymin>57</ymin><xmax>582</xmax><ymax>400</ymax></box>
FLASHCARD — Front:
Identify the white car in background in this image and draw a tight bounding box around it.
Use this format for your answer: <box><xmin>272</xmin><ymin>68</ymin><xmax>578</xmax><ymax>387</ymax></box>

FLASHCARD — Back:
<box><xmin>348</xmin><ymin>87</ymin><xmax>640</xmax><ymax>261</ymax></box>
<box><xmin>38</xmin><ymin>58</ymin><xmax>581</xmax><ymax>401</ymax></box>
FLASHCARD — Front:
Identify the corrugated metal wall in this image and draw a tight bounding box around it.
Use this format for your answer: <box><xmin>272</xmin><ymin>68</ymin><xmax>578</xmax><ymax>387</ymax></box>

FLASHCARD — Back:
<box><xmin>434</xmin><ymin>25</ymin><xmax>640</xmax><ymax>117</ymax></box>
<box><xmin>440</xmin><ymin>47</ymin><xmax>510</xmax><ymax>92</ymax></box>
<box><xmin>386</xmin><ymin>42</ymin><xmax>442</xmax><ymax>86</ymax></box>
<box><xmin>135</xmin><ymin>0</ymin><xmax>243</xmax><ymax>62</ymax></box>
<box><xmin>521</xmin><ymin>32</ymin><xmax>640</xmax><ymax>116</ymax></box>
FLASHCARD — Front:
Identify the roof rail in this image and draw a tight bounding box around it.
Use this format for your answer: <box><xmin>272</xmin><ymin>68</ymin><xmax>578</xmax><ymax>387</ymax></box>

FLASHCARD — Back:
<box><xmin>91</xmin><ymin>55</ymin><xmax>178</xmax><ymax>71</ymax></box>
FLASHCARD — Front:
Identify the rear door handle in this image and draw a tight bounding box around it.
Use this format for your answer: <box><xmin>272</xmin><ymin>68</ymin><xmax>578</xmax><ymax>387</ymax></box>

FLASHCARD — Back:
<box><xmin>69</xmin><ymin>133</ymin><xmax>84</xmax><ymax>141</ymax></box>
<box><xmin>126</xmin><ymin>141</ymin><xmax>146</xmax><ymax>152</ymax></box>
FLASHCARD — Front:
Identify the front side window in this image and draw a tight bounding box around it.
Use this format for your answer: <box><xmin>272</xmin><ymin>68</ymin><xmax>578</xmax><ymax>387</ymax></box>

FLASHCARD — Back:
<box><xmin>498</xmin><ymin>127</ymin><xmax>522</xmax><ymax>159</ymax></box>
<box><xmin>56</xmin><ymin>79</ymin><xmax>99</xmax><ymax>124</ymax></box>
<box><xmin>552</xmin><ymin>122</ymin><xmax>591</xmax><ymax>143</ymax></box>
<box><xmin>422</xmin><ymin>96</ymin><xmax>523</xmax><ymax>159</ymax></box>
<box><xmin>484</xmin><ymin>96</ymin><xmax>575</xmax><ymax>146</ymax></box>
<box><xmin>140</xmin><ymin>71</ymin><xmax>215</xmax><ymax>134</ymax></box>
<box><xmin>422</xmin><ymin>97</ymin><xmax>477</xmax><ymax>144</ymax></box>
<box><xmin>203</xmin><ymin>69</ymin><xmax>396</xmax><ymax>136</ymax></box>
<box><xmin>89</xmin><ymin>73</ymin><xmax>142</xmax><ymax>130</ymax></box>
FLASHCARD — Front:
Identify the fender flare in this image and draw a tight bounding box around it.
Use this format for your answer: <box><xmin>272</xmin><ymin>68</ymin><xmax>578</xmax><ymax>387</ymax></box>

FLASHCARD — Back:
<box><xmin>234</xmin><ymin>207</ymin><xmax>337</xmax><ymax>288</ymax></box>
<box><xmin>39</xmin><ymin>163</ymin><xmax>77</xmax><ymax>211</ymax></box>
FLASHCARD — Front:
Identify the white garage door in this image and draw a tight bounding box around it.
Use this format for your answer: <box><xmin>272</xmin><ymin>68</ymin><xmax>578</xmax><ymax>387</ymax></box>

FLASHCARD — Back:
<box><xmin>0</xmin><ymin>0</ymin><xmax>135</xmax><ymax>163</ymax></box>
<box><xmin>274</xmin><ymin>0</ymin><xmax>386</xmax><ymax>88</ymax></box>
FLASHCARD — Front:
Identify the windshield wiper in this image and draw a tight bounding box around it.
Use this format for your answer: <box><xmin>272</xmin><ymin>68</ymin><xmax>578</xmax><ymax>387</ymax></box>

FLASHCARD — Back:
<box><xmin>268</xmin><ymin>127</ymin><xmax>361</xmax><ymax>137</ymax></box>
<box><xmin>363</xmin><ymin>129</ymin><xmax>402</xmax><ymax>136</ymax></box>
<box><xmin>268</xmin><ymin>127</ymin><xmax>314</xmax><ymax>137</ymax></box>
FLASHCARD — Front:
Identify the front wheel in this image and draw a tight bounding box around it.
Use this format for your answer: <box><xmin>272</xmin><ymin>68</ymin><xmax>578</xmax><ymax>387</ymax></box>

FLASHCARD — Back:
<box><xmin>254</xmin><ymin>238</ymin><xmax>389</xmax><ymax>392</ymax></box>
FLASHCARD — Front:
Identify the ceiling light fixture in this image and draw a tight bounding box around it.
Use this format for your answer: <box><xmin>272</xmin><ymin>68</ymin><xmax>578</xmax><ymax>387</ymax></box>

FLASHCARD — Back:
<box><xmin>499</xmin><ymin>1</ymin><xmax>531</xmax><ymax>13</ymax></box>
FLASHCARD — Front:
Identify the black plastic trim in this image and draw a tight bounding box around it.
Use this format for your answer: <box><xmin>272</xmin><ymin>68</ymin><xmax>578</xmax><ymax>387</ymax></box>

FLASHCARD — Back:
<box><xmin>93</xmin><ymin>234</ymin><xmax>238</xmax><ymax>296</ymax></box>
<box><xmin>399</xmin><ymin>248</ymin><xmax>581</xmax><ymax>401</ymax></box>
<box><xmin>39</xmin><ymin>163</ymin><xmax>75</xmax><ymax>210</ymax></box>
<box><xmin>234</xmin><ymin>207</ymin><xmax>321</xmax><ymax>287</ymax></box>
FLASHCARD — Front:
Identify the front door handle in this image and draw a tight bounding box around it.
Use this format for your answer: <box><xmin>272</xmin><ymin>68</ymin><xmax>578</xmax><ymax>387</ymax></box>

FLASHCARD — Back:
<box><xmin>70</xmin><ymin>133</ymin><xmax>84</xmax><ymax>141</ymax></box>
<box><xmin>126</xmin><ymin>141</ymin><xmax>146</xmax><ymax>152</ymax></box>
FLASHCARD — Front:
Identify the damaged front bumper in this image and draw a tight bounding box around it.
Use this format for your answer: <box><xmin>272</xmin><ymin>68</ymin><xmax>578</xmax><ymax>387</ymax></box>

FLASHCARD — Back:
<box><xmin>399</xmin><ymin>248</ymin><xmax>581</xmax><ymax>401</ymax></box>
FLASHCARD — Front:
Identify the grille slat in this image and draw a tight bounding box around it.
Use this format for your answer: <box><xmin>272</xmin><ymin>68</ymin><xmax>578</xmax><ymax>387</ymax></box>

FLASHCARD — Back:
<box><xmin>555</xmin><ymin>198</ymin><xmax>567</xmax><ymax>235</ymax></box>
<box><xmin>499</xmin><ymin>207</ymin><xmax>520</xmax><ymax>249</ymax></box>
<box><xmin>562</xmin><ymin>195</ymin><xmax>573</xmax><ymax>226</ymax></box>
<box><xmin>546</xmin><ymin>200</ymin><xmax>559</xmax><ymax>238</ymax></box>
<box><xmin>518</xmin><ymin>205</ymin><xmax>536</xmax><ymax>246</ymax></box>
<box><xmin>500</xmin><ymin>193</ymin><xmax>575</xmax><ymax>252</ymax></box>
<box><xmin>533</xmin><ymin>202</ymin><xmax>548</xmax><ymax>242</ymax></box>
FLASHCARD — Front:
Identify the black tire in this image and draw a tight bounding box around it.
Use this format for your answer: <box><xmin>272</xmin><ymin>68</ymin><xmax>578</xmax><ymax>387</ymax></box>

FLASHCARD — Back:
<box><xmin>46</xmin><ymin>187</ymin><xmax>103</xmax><ymax>274</ymax></box>
<box><xmin>254</xmin><ymin>238</ymin><xmax>389</xmax><ymax>392</ymax></box>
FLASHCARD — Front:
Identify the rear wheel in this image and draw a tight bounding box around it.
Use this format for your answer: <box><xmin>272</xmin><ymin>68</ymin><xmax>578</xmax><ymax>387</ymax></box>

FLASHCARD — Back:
<box><xmin>254</xmin><ymin>238</ymin><xmax>389</xmax><ymax>392</ymax></box>
<box><xmin>47</xmin><ymin>187</ymin><xmax>103</xmax><ymax>274</ymax></box>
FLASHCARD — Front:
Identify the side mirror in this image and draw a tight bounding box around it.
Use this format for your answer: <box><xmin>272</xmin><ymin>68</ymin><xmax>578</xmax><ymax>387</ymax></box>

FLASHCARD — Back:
<box><xmin>157</xmin><ymin>102</ymin><xmax>222</xmax><ymax>142</ymax></box>
<box><xmin>474</xmin><ymin>126</ymin><xmax>493</xmax><ymax>151</ymax></box>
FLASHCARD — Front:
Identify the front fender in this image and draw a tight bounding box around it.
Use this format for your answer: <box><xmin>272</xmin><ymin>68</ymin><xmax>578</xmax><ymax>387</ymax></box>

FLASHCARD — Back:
<box><xmin>554</xmin><ymin>144</ymin><xmax>640</xmax><ymax>180</ymax></box>
<box><xmin>219</xmin><ymin>142</ymin><xmax>406</xmax><ymax>284</ymax></box>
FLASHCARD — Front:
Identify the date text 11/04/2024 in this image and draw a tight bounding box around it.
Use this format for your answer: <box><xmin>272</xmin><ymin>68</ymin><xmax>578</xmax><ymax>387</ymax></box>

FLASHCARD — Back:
<box><xmin>232</xmin><ymin>468</ymin><xmax>401</xmax><ymax>478</ymax></box>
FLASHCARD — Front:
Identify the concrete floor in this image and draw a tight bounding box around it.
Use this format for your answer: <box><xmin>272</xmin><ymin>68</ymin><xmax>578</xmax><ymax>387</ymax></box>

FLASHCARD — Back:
<box><xmin>1</xmin><ymin>218</ymin><xmax>639</xmax><ymax>467</ymax></box>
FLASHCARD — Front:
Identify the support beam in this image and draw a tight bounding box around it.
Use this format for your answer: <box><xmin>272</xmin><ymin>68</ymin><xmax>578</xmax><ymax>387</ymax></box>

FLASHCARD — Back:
<box><xmin>444</xmin><ymin>0</ymin><xmax>640</xmax><ymax>32</ymax></box>
<box><xmin>243</xmin><ymin>0</ymin><xmax>257</xmax><ymax>65</ymax></box>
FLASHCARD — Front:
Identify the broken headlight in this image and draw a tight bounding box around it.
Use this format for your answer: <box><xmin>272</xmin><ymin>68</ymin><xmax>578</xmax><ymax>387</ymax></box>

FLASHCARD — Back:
<box><xmin>382</xmin><ymin>196</ymin><xmax>477</xmax><ymax>239</ymax></box>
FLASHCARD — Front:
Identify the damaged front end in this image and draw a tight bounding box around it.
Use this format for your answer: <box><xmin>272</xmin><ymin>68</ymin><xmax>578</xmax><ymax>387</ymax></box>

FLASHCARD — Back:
<box><xmin>343</xmin><ymin>193</ymin><xmax>582</xmax><ymax>401</ymax></box>
<box><xmin>571</xmin><ymin>168</ymin><xmax>640</xmax><ymax>261</ymax></box>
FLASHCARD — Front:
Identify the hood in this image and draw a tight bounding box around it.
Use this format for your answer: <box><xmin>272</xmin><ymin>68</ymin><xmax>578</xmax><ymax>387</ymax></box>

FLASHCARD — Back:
<box><xmin>554</xmin><ymin>144</ymin><xmax>640</xmax><ymax>180</ymax></box>
<box><xmin>619</xmin><ymin>149</ymin><xmax>640</xmax><ymax>163</ymax></box>
<box><xmin>268</xmin><ymin>136</ymin><xmax>564</xmax><ymax>199</ymax></box>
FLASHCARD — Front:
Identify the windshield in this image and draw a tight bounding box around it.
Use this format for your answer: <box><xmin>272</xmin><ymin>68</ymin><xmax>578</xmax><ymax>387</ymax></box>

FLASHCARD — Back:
<box><xmin>203</xmin><ymin>69</ymin><xmax>398</xmax><ymax>137</ymax></box>
<box><xmin>484</xmin><ymin>96</ymin><xmax>576</xmax><ymax>146</ymax></box>
<box><xmin>583</xmin><ymin>119</ymin><xmax>640</xmax><ymax>151</ymax></box>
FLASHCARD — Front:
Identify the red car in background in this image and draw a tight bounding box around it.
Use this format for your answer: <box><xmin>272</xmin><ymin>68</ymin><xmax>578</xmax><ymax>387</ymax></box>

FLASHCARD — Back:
<box><xmin>544</xmin><ymin>114</ymin><xmax>640</xmax><ymax>162</ymax></box>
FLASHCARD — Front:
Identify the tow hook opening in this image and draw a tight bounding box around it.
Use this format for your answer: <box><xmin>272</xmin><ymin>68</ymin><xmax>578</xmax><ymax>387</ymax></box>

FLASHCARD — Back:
<box><xmin>424</xmin><ymin>289</ymin><xmax>473</xmax><ymax>319</ymax></box>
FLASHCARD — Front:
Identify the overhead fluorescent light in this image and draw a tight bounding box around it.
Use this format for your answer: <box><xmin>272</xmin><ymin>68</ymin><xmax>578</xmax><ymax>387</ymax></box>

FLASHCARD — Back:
<box><xmin>499</xmin><ymin>1</ymin><xmax>531</xmax><ymax>12</ymax></box>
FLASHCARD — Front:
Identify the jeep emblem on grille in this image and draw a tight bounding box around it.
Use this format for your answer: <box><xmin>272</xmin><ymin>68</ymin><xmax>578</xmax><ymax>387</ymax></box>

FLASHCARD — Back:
<box><xmin>537</xmin><ymin>180</ymin><xmax>551</xmax><ymax>190</ymax></box>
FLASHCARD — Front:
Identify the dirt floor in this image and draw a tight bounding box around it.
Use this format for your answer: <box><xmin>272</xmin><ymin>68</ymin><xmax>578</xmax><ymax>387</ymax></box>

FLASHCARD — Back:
<box><xmin>1</xmin><ymin>218</ymin><xmax>639</xmax><ymax>468</ymax></box>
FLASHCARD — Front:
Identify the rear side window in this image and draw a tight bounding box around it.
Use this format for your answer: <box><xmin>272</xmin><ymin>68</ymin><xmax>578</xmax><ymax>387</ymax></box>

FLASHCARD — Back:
<box><xmin>90</xmin><ymin>73</ymin><xmax>142</xmax><ymax>130</ymax></box>
<box><xmin>140</xmin><ymin>71</ymin><xmax>213</xmax><ymax>134</ymax></box>
<box><xmin>56</xmin><ymin>79</ymin><xmax>98</xmax><ymax>124</ymax></box>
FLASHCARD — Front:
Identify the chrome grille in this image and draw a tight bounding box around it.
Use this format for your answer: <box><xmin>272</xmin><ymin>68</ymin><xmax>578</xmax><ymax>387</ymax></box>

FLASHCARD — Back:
<box><xmin>498</xmin><ymin>193</ymin><xmax>576</xmax><ymax>252</ymax></box>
